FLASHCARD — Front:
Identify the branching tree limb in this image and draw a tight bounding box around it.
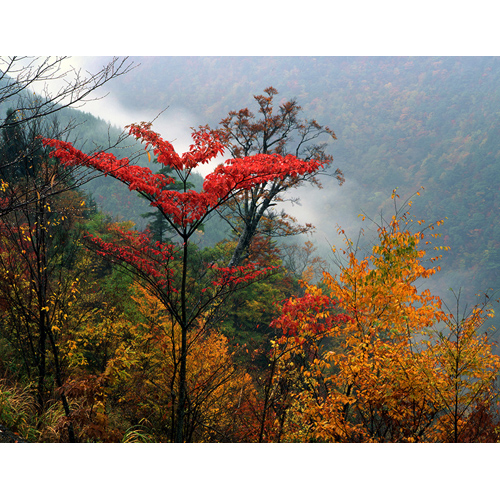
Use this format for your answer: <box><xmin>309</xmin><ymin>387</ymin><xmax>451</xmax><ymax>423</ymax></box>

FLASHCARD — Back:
<box><xmin>211</xmin><ymin>87</ymin><xmax>344</xmax><ymax>267</ymax></box>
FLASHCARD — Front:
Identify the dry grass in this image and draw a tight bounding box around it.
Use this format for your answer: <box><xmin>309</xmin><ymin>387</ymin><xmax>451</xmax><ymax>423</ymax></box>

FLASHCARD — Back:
<box><xmin>0</xmin><ymin>379</ymin><xmax>39</xmax><ymax>442</ymax></box>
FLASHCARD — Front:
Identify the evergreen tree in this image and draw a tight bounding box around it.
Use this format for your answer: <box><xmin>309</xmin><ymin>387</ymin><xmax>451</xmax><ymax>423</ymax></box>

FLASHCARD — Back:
<box><xmin>0</xmin><ymin>108</ymin><xmax>38</xmax><ymax>181</ymax></box>
<box><xmin>140</xmin><ymin>164</ymin><xmax>194</xmax><ymax>243</ymax></box>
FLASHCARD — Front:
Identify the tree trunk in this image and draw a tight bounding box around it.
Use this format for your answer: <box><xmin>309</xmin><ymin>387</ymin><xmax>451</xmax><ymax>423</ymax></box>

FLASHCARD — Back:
<box><xmin>36</xmin><ymin>321</ymin><xmax>46</xmax><ymax>413</ymax></box>
<box><xmin>174</xmin><ymin>239</ymin><xmax>189</xmax><ymax>442</ymax></box>
<box><xmin>228</xmin><ymin>222</ymin><xmax>255</xmax><ymax>268</ymax></box>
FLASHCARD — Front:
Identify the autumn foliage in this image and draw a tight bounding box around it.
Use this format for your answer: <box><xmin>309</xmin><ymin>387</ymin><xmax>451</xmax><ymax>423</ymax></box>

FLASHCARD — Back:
<box><xmin>0</xmin><ymin>104</ymin><xmax>499</xmax><ymax>443</ymax></box>
<box><xmin>267</xmin><ymin>193</ymin><xmax>500</xmax><ymax>442</ymax></box>
<box><xmin>43</xmin><ymin>123</ymin><xmax>326</xmax><ymax>229</ymax></box>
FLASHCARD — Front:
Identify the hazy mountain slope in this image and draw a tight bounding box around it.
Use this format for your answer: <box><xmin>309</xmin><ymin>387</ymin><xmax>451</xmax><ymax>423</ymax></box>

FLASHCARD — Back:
<box><xmin>103</xmin><ymin>56</ymin><xmax>499</xmax><ymax>305</ymax></box>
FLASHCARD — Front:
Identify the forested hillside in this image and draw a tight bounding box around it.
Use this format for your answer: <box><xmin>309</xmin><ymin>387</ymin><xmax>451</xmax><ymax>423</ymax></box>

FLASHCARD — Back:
<box><xmin>79</xmin><ymin>56</ymin><xmax>500</xmax><ymax>312</ymax></box>
<box><xmin>0</xmin><ymin>56</ymin><xmax>499</xmax><ymax>444</ymax></box>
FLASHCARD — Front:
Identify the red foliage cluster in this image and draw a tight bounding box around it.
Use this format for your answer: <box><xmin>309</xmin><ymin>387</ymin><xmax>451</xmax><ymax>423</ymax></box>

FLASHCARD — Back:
<box><xmin>271</xmin><ymin>290</ymin><xmax>352</xmax><ymax>343</ymax></box>
<box><xmin>208</xmin><ymin>262</ymin><xmax>278</xmax><ymax>290</ymax></box>
<box><xmin>128</xmin><ymin>122</ymin><xmax>225</xmax><ymax>171</ymax></box>
<box><xmin>42</xmin><ymin>123</ymin><xmax>327</xmax><ymax>228</ymax></box>
<box><xmin>41</xmin><ymin>139</ymin><xmax>174</xmax><ymax>193</ymax></box>
<box><xmin>204</xmin><ymin>153</ymin><xmax>324</xmax><ymax>196</ymax></box>
<box><xmin>85</xmin><ymin>225</ymin><xmax>178</xmax><ymax>291</ymax></box>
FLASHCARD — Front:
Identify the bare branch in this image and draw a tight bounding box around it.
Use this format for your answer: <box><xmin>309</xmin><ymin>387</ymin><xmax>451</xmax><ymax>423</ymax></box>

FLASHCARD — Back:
<box><xmin>0</xmin><ymin>56</ymin><xmax>136</xmax><ymax>129</ymax></box>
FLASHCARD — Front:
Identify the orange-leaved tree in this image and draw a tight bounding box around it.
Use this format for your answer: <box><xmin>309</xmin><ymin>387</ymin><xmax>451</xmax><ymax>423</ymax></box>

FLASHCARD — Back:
<box><xmin>95</xmin><ymin>284</ymin><xmax>257</xmax><ymax>442</ymax></box>
<box><xmin>42</xmin><ymin>122</ymin><xmax>329</xmax><ymax>442</ymax></box>
<box><xmin>269</xmin><ymin>190</ymin><xmax>500</xmax><ymax>442</ymax></box>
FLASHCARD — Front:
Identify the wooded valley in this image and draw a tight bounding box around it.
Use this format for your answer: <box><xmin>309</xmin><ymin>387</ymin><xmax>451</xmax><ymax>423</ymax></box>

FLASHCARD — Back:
<box><xmin>0</xmin><ymin>56</ymin><xmax>499</xmax><ymax>443</ymax></box>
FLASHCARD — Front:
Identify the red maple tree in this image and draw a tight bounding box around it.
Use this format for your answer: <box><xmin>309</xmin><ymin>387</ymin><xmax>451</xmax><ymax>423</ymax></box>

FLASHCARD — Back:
<box><xmin>42</xmin><ymin>121</ymin><xmax>329</xmax><ymax>441</ymax></box>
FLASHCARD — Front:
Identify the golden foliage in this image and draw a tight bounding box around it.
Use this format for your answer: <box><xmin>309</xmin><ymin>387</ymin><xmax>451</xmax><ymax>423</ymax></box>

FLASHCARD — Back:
<box><xmin>270</xmin><ymin>204</ymin><xmax>500</xmax><ymax>442</ymax></box>
<box><xmin>101</xmin><ymin>284</ymin><xmax>257</xmax><ymax>442</ymax></box>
